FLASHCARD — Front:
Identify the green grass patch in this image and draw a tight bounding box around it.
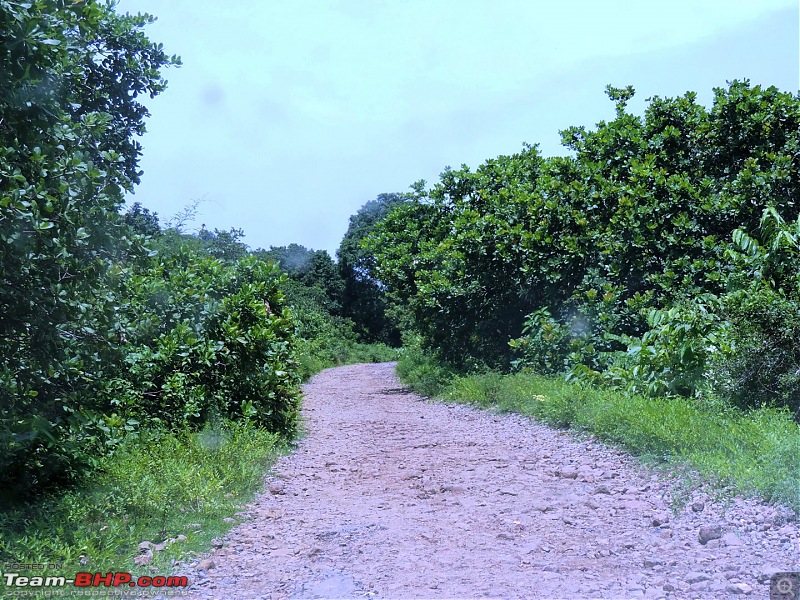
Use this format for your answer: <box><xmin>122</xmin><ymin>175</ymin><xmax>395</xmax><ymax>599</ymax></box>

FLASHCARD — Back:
<box><xmin>298</xmin><ymin>341</ymin><xmax>400</xmax><ymax>380</ymax></box>
<box><xmin>0</xmin><ymin>421</ymin><xmax>284</xmax><ymax>592</ymax></box>
<box><xmin>397</xmin><ymin>350</ymin><xmax>800</xmax><ymax>512</ymax></box>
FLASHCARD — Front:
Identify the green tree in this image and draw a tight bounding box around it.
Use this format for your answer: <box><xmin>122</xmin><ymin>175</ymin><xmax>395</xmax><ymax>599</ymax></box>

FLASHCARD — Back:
<box><xmin>0</xmin><ymin>0</ymin><xmax>179</xmax><ymax>496</ymax></box>
<box><xmin>257</xmin><ymin>244</ymin><xmax>343</xmax><ymax>314</ymax></box>
<box><xmin>337</xmin><ymin>193</ymin><xmax>408</xmax><ymax>345</ymax></box>
<box><xmin>370</xmin><ymin>82</ymin><xmax>800</xmax><ymax>381</ymax></box>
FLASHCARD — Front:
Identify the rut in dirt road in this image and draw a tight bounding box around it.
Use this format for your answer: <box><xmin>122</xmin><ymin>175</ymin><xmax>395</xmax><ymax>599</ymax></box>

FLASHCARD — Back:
<box><xmin>181</xmin><ymin>363</ymin><xmax>798</xmax><ymax>600</ymax></box>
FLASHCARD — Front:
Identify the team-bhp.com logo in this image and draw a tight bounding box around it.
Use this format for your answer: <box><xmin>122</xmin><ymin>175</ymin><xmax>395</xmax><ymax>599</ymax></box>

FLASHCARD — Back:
<box><xmin>3</xmin><ymin>571</ymin><xmax>188</xmax><ymax>590</ymax></box>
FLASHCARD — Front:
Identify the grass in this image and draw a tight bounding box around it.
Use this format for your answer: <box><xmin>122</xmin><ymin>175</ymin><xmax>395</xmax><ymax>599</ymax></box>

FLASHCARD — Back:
<box><xmin>0</xmin><ymin>421</ymin><xmax>285</xmax><ymax>598</ymax></box>
<box><xmin>298</xmin><ymin>340</ymin><xmax>400</xmax><ymax>379</ymax></box>
<box><xmin>397</xmin><ymin>349</ymin><xmax>800</xmax><ymax>512</ymax></box>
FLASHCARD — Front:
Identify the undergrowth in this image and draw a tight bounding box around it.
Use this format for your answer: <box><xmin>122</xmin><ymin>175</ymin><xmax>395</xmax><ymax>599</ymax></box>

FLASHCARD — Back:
<box><xmin>0</xmin><ymin>422</ymin><xmax>283</xmax><ymax>597</ymax></box>
<box><xmin>397</xmin><ymin>349</ymin><xmax>800</xmax><ymax>512</ymax></box>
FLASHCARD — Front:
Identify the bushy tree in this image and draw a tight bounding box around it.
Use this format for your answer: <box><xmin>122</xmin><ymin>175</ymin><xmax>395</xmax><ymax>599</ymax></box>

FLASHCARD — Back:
<box><xmin>257</xmin><ymin>244</ymin><xmax>343</xmax><ymax>314</ymax></box>
<box><xmin>337</xmin><ymin>193</ymin><xmax>408</xmax><ymax>345</ymax></box>
<box><xmin>370</xmin><ymin>81</ymin><xmax>800</xmax><ymax>414</ymax></box>
<box><xmin>0</xmin><ymin>0</ymin><xmax>181</xmax><ymax>496</ymax></box>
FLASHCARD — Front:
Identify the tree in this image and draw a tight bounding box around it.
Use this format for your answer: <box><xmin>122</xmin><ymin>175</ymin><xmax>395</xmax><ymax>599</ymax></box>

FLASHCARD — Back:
<box><xmin>370</xmin><ymin>82</ymin><xmax>800</xmax><ymax>376</ymax></box>
<box><xmin>257</xmin><ymin>244</ymin><xmax>343</xmax><ymax>314</ymax></box>
<box><xmin>123</xmin><ymin>202</ymin><xmax>161</xmax><ymax>237</ymax></box>
<box><xmin>337</xmin><ymin>193</ymin><xmax>409</xmax><ymax>345</ymax></box>
<box><xmin>0</xmin><ymin>0</ymin><xmax>179</xmax><ymax>496</ymax></box>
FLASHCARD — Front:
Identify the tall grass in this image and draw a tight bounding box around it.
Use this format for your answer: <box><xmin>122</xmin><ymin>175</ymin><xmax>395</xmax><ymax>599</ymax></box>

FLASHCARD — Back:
<box><xmin>0</xmin><ymin>422</ymin><xmax>284</xmax><ymax>586</ymax></box>
<box><xmin>398</xmin><ymin>350</ymin><xmax>800</xmax><ymax>512</ymax></box>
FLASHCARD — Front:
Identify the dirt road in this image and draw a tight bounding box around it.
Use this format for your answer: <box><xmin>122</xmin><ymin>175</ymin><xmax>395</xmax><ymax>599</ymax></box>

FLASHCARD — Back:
<box><xmin>180</xmin><ymin>363</ymin><xmax>798</xmax><ymax>599</ymax></box>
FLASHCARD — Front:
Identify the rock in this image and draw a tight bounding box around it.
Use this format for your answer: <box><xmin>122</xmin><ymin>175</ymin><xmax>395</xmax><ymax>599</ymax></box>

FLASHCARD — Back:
<box><xmin>153</xmin><ymin>543</ymin><xmax>166</xmax><ymax>552</ymax></box>
<box><xmin>698</xmin><ymin>526</ymin><xmax>722</xmax><ymax>545</ymax></box>
<box><xmin>691</xmin><ymin>501</ymin><xmax>705</xmax><ymax>512</ymax></box>
<box><xmin>727</xmin><ymin>583</ymin><xmax>753</xmax><ymax>595</ymax></box>
<box><xmin>557</xmin><ymin>468</ymin><xmax>578</xmax><ymax>479</ymax></box>
<box><xmin>137</xmin><ymin>541</ymin><xmax>153</xmax><ymax>552</ymax></box>
<box><xmin>651</xmin><ymin>513</ymin><xmax>670</xmax><ymax>527</ymax></box>
<box><xmin>197</xmin><ymin>558</ymin><xmax>215</xmax><ymax>570</ymax></box>
<box><xmin>176</xmin><ymin>534</ymin><xmax>187</xmax><ymax>542</ymax></box>
<box><xmin>643</xmin><ymin>558</ymin><xmax>663</xmax><ymax>568</ymax></box>
<box><xmin>721</xmin><ymin>532</ymin><xmax>743</xmax><ymax>546</ymax></box>
<box><xmin>134</xmin><ymin>552</ymin><xmax>152</xmax><ymax>566</ymax></box>
<box><xmin>268</xmin><ymin>481</ymin><xmax>286</xmax><ymax>495</ymax></box>
<box><xmin>593</xmin><ymin>485</ymin><xmax>612</xmax><ymax>495</ymax></box>
<box><xmin>686</xmin><ymin>572</ymin><xmax>711</xmax><ymax>584</ymax></box>
<box><xmin>211</xmin><ymin>537</ymin><xmax>224</xmax><ymax>549</ymax></box>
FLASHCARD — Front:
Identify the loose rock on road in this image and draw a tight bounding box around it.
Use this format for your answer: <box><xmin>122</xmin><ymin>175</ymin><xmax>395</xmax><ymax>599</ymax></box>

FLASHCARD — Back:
<box><xmin>181</xmin><ymin>363</ymin><xmax>798</xmax><ymax>599</ymax></box>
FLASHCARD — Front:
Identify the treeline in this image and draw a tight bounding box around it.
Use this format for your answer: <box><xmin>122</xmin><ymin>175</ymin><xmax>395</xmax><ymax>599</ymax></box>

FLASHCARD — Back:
<box><xmin>368</xmin><ymin>83</ymin><xmax>800</xmax><ymax>417</ymax></box>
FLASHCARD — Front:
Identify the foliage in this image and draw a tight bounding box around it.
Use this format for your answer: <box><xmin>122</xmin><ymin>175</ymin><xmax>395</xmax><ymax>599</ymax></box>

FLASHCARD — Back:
<box><xmin>337</xmin><ymin>193</ymin><xmax>409</xmax><ymax>345</ymax></box>
<box><xmin>710</xmin><ymin>286</ymin><xmax>800</xmax><ymax>417</ymax></box>
<box><xmin>372</xmin><ymin>81</ymin><xmax>800</xmax><ymax>413</ymax></box>
<box><xmin>0</xmin><ymin>0</ymin><xmax>179</xmax><ymax>496</ymax></box>
<box><xmin>114</xmin><ymin>255</ymin><xmax>302</xmax><ymax>435</ymax></box>
<box><xmin>123</xmin><ymin>201</ymin><xmax>161</xmax><ymax>237</ymax></box>
<box><xmin>602</xmin><ymin>295</ymin><xmax>728</xmax><ymax>398</ymax></box>
<box><xmin>257</xmin><ymin>244</ymin><xmax>343</xmax><ymax>314</ymax></box>
<box><xmin>510</xmin><ymin>308</ymin><xmax>584</xmax><ymax>375</ymax></box>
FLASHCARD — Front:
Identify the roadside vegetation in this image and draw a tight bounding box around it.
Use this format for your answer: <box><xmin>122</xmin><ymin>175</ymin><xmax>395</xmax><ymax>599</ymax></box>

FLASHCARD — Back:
<box><xmin>374</xmin><ymin>81</ymin><xmax>800</xmax><ymax>514</ymax></box>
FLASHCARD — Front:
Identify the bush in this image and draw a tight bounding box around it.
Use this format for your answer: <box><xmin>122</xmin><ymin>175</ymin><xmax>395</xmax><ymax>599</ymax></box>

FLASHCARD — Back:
<box><xmin>709</xmin><ymin>287</ymin><xmax>800</xmax><ymax>417</ymax></box>
<box><xmin>115</xmin><ymin>255</ymin><xmax>302</xmax><ymax>436</ymax></box>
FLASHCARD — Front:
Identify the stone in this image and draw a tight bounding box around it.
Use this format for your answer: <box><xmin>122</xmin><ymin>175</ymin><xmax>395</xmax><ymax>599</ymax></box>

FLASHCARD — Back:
<box><xmin>691</xmin><ymin>501</ymin><xmax>705</xmax><ymax>512</ymax></box>
<box><xmin>137</xmin><ymin>541</ymin><xmax>153</xmax><ymax>552</ymax></box>
<box><xmin>268</xmin><ymin>481</ymin><xmax>286</xmax><ymax>495</ymax></box>
<box><xmin>698</xmin><ymin>526</ymin><xmax>722</xmax><ymax>545</ymax></box>
<box><xmin>721</xmin><ymin>532</ymin><xmax>743</xmax><ymax>546</ymax></box>
<box><xmin>643</xmin><ymin>558</ymin><xmax>663</xmax><ymax>568</ymax></box>
<box><xmin>197</xmin><ymin>558</ymin><xmax>215</xmax><ymax>570</ymax></box>
<box><xmin>134</xmin><ymin>551</ymin><xmax>152</xmax><ymax>566</ymax></box>
<box><xmin>558</xmin><ymin>468</ymin><xmax>578</xmax><ymax>479</ymax></box>
<box><xmin>726</xmin><ymin>583</ymin><xmax>753</xmax><ymax>595</ymax></box>
<box><xmin>651</xmin><ymin>513</ymin><xmax>670</xmax><ymax>527</ymax></box>
<box><xmin>686</xmin><ymin>572</ymin><xmax>711</xmax><ymax>584</ymax></box>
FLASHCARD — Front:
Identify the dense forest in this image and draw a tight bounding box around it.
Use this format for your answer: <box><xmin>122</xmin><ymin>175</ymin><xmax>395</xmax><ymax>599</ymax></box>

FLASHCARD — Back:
<box><xmin>1</xmin><ymin>0</ymin><xmax>798</xmax><ymax>580</ymax></box>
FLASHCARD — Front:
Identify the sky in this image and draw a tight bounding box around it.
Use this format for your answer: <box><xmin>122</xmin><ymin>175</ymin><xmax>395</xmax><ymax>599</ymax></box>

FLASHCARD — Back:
<box><xmin>116</xmin><ymin>0</ymin><xmax>800</xmax><ymax>257</ymax></box>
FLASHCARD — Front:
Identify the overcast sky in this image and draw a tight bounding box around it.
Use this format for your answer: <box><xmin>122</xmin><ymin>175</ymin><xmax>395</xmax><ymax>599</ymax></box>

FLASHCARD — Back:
<box><xmin>117</xmin><ymin>0</ymin><xmax>799</xmax><ymax>257</ymax></box>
